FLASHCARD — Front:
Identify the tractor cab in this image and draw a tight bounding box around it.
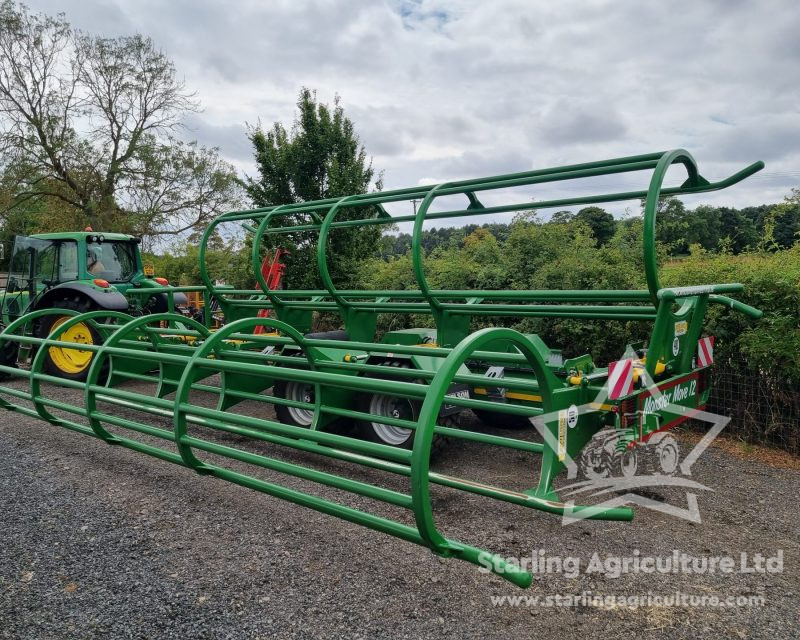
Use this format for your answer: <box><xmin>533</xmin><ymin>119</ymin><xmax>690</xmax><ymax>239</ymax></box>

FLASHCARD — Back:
<box><xmin>1</xmin><ymin>232</ymin><xmax>145</xmax><ymax>321</ymax></box>
<box><xmin>1</xmin><ymin>230</ymin><xmax>187</xmax><ymax>331</ymax></box>
<box><xmin>3</xmin><ymin>236</ymin><xmax>76</xmax><ymax>321</ymax></box>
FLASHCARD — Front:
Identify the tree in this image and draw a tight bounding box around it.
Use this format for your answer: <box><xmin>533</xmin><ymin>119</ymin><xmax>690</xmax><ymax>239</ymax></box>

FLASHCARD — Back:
<box><xmin>246</xmin><ymin>88</ymin><xmax>384</xmax><ymax>289</ymax></box>
<box><xmin>685</xmin><ymin>205</ymin><xmax>722</xmax><ymax>250</ymax></box>
<box><xmin>716</xmin><ymin>206</ymin><xmax>759</xmax><ymax>254</ymax></box>
<box><xmin>761</xmin><ymin>192</ymin><xmax>800</xmax><ymax>251</ymax></box>
<box><xmin>575</xmin><ymin>206</ymin><xmax>615</xmax><ymax>246</ymax></box>
<box><xmin>549</xmin><ymin>210</ymin><xmax>575</xmax><ymax>224</ymax></box>
<box><xmin>645</xmin><ymin>196</ymin><xmax>689</xmax><ymax>255</ymax></box>
<box><xmin>0</xmin><ymin>1</ymin><xmax>242</xmax><ymax>243</ymax></box>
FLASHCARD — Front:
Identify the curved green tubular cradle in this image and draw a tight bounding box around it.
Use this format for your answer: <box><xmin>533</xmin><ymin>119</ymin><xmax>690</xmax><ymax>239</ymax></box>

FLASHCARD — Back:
<box><xmin>642</xmin><ymin>149</ymin><xmax>700</xmax><ymax>303</ymax></box>
<box><xmin>84</xmin><ymin>313</ymin><xmax>213</xmax><ymax>445</ymax></box>
<box><xmin>172</xmin><ymin>316</ymin><xmax>317</xmax><ymax>470</ymax></box>
<box><xmin>315</xmin><ymin>194</ymin><xmax>362</xmax><ymax>313</ymax></box>
<box><xmin>198</xmin><ymin>216</ymin><xmax>227</xmax><ymax>299</ymax></box>
<box><xmin>412</xmin><ymin>328</ymin><xmax>553</xmax><ymax>551</ymax></box>
<box><xmin>251</xmin><ymin>203</ymin><xmax>296</xmax><ymax>306</ymax></box>
<box><xmin>29</xmin><ymin>310</ymin><xmax>131</xmax><ymax>428</ymax></box>
<box><xmin>408</xmin><ymin>326</ymin><xmax>634</xmax><ymax>587</ymax></box>
<box><xmin>0</xmin><ymin>307</ymin><xmax>87</xmax><ymax>419</ymax></box>
<box><xmin>411</xmin><ymin>181</ymin><xmax>455</xmax><ymax>314</ymax></box>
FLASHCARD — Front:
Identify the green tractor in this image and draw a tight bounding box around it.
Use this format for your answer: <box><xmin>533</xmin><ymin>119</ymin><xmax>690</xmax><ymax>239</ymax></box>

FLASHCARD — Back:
<box><xmin>0</xmin><ymin>230</ymin><xmax>186</xmax><ymax>380</ymax></box>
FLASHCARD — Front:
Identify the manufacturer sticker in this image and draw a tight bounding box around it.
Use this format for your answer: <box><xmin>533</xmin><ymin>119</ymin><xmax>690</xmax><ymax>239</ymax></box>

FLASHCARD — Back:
<box><xmin>672</xmin><ymin>336</ymin><xmax>680</xmax><ymax>357</ymax></box>
<box><xmin>557</xmin><ymin>410</ymin><xmax>567</xmax><ymax>461</ymax></box>
<box><xmin>674</xmin><ymin>320</ymin><xmax>688</xmax><ymax>336</ymax></box>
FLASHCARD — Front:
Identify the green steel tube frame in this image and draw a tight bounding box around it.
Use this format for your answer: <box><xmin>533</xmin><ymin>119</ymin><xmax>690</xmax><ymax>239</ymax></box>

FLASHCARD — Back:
<box><xmin>0</xmin><ymin>150</ymin><xmax>765</xmax><ymax>588</ymax></box>
<box><xmin>195</xmin><ymin>149</ymin><xmax>762</xmax><ymax>344</ymax></box>
<box><xmin>0</xmin><ymin>311</ymin><xmax>641</xmax><ymax>587</ymax></box>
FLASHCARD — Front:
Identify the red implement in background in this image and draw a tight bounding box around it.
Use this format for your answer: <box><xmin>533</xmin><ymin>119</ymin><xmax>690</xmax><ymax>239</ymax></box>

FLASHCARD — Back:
<box><xmin>253</xmin><ymin>248</ymin><xmax>289</xmax><ymax>335</ymax></box>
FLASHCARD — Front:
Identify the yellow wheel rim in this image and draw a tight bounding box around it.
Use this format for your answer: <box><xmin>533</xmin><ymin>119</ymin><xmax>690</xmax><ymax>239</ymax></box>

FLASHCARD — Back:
<box><xmin>48</xmin><ymin>316</ymin><xmax>95</xmax><ymax>375</ymax></box>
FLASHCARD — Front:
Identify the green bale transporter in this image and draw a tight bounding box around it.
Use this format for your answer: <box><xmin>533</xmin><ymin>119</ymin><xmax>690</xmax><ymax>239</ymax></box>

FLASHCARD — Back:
<box><xmin>0</xmin><ymin>150</ymin><xmax>763</xmax><ymax>587</ymax></box>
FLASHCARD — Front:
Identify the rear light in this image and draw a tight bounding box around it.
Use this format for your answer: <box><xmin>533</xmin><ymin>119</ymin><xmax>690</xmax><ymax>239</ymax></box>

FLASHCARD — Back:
<box><xmin>154</xmin><ymin>277</ymin><xmax>169</xmax><ymax>286</ymax></box>
<box><xmin>93</xmin><ymin>278</ymin><xmax>110</xmax><ymax>288</ymax></box>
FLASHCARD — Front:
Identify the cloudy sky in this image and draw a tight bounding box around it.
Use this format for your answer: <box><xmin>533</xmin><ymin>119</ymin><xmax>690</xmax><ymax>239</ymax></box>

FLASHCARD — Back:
<box><xmin>22</xmin><ymin>0</ymin><xmax>800</xmax><ymax>220</ymax></box>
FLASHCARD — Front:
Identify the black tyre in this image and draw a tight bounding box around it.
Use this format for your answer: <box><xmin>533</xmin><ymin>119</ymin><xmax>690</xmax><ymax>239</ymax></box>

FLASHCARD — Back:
<box><xmin>272</xmin><ymin>331</ymin><xmax>351</xmax><ymax>429</ymax></box>
<box><xmin>35</xmin><ymin>298</ymin><xmax>102</xmax><ymax>382</ymax></box>
<box><xmin>355</xmin><ymin>360</ymin><xmax>452</xmax><ymax>457</ymax></box>
<box><xmin>471</xmin><ymin>405</ymin><xmax>530</xmax><ymax>429</ymax></box>
<box><xmin>273</xmin><ymin>375</ymin><xmax>316</xmax><ymax>428</ymax></box>
<box><xmin>0</xmin><ymin>333</ymin><xmax>19</xmax><ymax>379</ymax></box>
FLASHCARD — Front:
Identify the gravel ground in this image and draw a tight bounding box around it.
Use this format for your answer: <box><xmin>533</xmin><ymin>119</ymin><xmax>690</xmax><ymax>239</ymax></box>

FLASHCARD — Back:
<box><xmin>0</xmin><ymin>378</ymin><xmax>798</xmax><ymax>640</ymax></box>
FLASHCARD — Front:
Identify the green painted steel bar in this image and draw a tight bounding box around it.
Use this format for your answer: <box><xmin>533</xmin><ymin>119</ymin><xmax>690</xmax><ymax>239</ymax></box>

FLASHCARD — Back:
<box><xmin>434</xmin><ymin>425</ymin><xmax>544</xmax><ymax>452</ymax></box>
<box><xmin>657</xmin><ymin>283</ymin><xmax>743</xmax><ymax>300</ymax></box>
<box><xmin>227</xmin><ymin>288</ymin><xmax>656</xmax><ymax>300</ymax></box>
<box><xmin>256</xmin><ymin>159</ymin><xmax>763</xmax><ymax>234</ymax></box>
<box><xmin>184</xmin><ymin>436</ymin><xmax>413</xmax><ymax>509</ymax></box>
<box><xmin>220</xmin><ymin>151</ymin><xmax>670</xmax><ymax>222</ymax></box>
<box><xmin>176</xmin><ymin>402</ymin><xmax>411</xmax><ymax>464</ymax></box>
<box><xmin>709</xmin><ymin>294</ymin><xmax>763</xmax><ymax>319</ymax></box>
<box><xmin>90</xmin><ymin>410</ymin><xmax>176</xmax><ymax>442</ymax></box>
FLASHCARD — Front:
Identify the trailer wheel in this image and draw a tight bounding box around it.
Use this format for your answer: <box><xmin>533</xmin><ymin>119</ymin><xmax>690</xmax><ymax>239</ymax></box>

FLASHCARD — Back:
<box><xmin>356</xmin><ymin>361</ymin><xmax>451</xmax><ymax>456</ymax></box>
<box><xmin>36</xmin><ymin>298</ymin><xmax>102</xmax><ymax>382</ymax></box>
<box><xmin>273</xmin><ymin>377</ymin><xmax>316</xmax><ymax>428</ymax></box>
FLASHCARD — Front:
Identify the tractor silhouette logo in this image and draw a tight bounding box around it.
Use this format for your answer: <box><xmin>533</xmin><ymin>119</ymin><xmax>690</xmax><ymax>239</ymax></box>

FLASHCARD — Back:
<box><xmin>532</xmin><ymin>356</ymin><xmax>727</xmax><ymax>525</ymax></box>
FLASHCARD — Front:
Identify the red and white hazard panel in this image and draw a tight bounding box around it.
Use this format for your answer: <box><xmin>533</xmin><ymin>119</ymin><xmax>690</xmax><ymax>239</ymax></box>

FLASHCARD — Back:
<box><xmin>697</xmin><ymin>336</ymin><xmax>715</xmax><ymax>367</ymax></box>
<box><xmin>607</xmin><ymin>359</ymin><xmax>635</xmax><ymax>399</ymax></box>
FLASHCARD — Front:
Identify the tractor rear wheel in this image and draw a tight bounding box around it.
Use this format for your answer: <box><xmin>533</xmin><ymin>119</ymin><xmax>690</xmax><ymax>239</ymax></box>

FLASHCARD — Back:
<box><xmin>36</xmin><ymin>299</ymin><xmax>101</xmax><ymax>382</ymax></box>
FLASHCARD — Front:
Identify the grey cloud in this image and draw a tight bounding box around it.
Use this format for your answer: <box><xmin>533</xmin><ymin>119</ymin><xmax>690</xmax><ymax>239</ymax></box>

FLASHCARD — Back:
<box><xmin>18</xmin><ymin>0</ymin><xmax>800</xmax><ymax>210</ymax></box>
<box><xmin>179</xmin><ymin>115</ymin><xmax>252</xmax><ymax>163</ymax></box>
<box><xmin>537</xmin><ymin>101</ymin><xmax>627</xmax><ymax>145</ymax></box>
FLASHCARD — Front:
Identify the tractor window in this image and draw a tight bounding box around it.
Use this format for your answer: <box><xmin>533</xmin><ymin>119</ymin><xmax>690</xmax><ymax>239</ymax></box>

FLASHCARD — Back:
<box><xmin>35</xmin><ymin>244</ymin><xmax>58</xmax><ymax>282</ymax></box>
<box><xmin>57</xmin><ymin>242</ymin><xmax>78</xmax><ymax>281</ymax></box>
<box><xmin>87</xmin><ymin>241</ymin><xmax>137</xmax><ymax>282</ymax></box>
<box><xmin>32</xmin><ymin>241</ymin><xmax>78</xmax><ymax>284</ymax></box>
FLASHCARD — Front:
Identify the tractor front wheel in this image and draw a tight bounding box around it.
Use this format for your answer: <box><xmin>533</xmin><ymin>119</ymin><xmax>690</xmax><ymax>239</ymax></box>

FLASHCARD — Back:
<box><xmin>36</xmin><ymin>299</ymin><xmax>101</xmax><ymax>382</ymax></box>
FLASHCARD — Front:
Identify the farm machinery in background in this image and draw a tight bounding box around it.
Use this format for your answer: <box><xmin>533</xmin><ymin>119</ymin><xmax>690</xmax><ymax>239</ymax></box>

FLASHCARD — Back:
<box><xmin>0</xmin><ymin>150</ymin><xmax>763</xmax><ymax>587</ymax></box>
<box><xmin>0</xmin><ymin>230</ymin><xmax>188</xmax><ymax>380</ymax></box>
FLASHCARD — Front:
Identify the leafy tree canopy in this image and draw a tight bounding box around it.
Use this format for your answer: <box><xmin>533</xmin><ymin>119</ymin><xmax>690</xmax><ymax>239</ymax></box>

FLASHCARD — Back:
<box><xmin>246</xmin><ymin>88</ymin><xmax>384</xmax><ymax>289</ymax></box>
<box><xmin>0</xmin><ymin>1</ymin><xmax>243</xmax><ymax>246</ymax></box>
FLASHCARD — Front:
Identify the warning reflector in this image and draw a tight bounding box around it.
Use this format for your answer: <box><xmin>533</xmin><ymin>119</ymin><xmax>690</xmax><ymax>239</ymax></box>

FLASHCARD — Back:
<box><xmin>697</xmin><ymin>336</ymin><xmax>715</xmax><ymax>367</ymax></box>
<box><xmin>607</xmin><ymin>359</ymin><xmax>635</xmax><ymax>400</ymax></box>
